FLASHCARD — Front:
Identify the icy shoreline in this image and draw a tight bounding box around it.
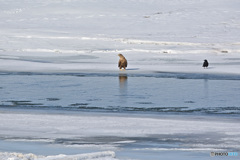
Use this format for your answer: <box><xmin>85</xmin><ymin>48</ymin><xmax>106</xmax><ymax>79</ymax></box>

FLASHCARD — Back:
<box><xmin>0</xmin><ymin>151</ymin><xmax>117</xmax><ymax>160</ymax></box>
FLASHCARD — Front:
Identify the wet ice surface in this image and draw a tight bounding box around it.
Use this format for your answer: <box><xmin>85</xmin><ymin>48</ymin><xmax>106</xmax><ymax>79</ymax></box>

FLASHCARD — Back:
<box><xmin>1</xmin><ymin>73</ymin><xmax>240</xmax><ymax>115</ymax></box>
<box><xmin>0</xmin><ymin>107</ymin><xmax>240</xmax><ymax>160</ymax></box>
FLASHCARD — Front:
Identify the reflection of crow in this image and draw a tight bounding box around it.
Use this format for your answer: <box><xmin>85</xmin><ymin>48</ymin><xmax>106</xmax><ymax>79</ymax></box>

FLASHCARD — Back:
<box><xmin>118</xmin><ymin>54</ymin><xmax>128</xmax><ymax>70</ymax></box>
<box><xmin>203</xmin><ymin>59</ymin><xmax>209</xmax><ymax>68</ymax></box>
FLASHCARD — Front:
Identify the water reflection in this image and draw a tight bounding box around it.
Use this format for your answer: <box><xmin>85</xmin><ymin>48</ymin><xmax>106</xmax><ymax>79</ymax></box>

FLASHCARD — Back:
<box><xmin>119</xmin><ymin>74</ymin><xmax>128</xmax><ymax>90</ymax></box>
<box><xmin>204</xmin><ymin>79</ymin><xmax>209</xmax><ymax>99</ymax></box>
<box><xmin>119</xmin><ymin>74</ymin><xmax>128</xmax><ymax>104</ymax></box>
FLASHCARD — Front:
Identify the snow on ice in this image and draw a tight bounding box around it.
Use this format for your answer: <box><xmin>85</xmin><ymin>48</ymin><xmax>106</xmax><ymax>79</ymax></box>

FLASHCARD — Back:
<box><xmin>0</xmin><ymin>151</ymin><xmax>117</xmax><ymax>160</ymax></box>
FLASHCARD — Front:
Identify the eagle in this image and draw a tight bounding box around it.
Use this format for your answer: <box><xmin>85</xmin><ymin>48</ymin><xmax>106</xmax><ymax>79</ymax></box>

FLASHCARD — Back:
<box><xmin>202</xmin><ymin>59</ymin><xmax>209</xmax><ymax>68</ymax></box>
<box><xmin>118</xmin><ymin>54</ymin><xmax>128</xmax><ymax>70</ymax></box>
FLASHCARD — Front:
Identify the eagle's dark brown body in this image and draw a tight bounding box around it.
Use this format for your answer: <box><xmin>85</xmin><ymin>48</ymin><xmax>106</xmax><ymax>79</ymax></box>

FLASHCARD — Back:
<box><xmin>118</xmin><ymin>54</ymin><xmax>128</xmax><ymax>70</ymax></box>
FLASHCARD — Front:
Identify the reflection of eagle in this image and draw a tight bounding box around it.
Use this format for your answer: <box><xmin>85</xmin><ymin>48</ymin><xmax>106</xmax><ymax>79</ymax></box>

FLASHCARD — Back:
<box><xmin>118</xmin><ymin>54</ymin><xmax>128</xmax><ymax>70</ymax></box>
<box><xmin>202</xmin><ymin>59</ymin><xmax>209</xmax><ymax>68</ymax></box>
<box><xmin>119</xmin><ymin>74</ymin><xmax>128</xmax><ymax>84</ymax></box>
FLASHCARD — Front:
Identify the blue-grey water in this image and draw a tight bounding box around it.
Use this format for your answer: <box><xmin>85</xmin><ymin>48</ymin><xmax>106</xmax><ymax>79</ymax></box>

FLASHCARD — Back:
<box><xmin>1</xmin><ymin>71</ymin><xmax>240</xmax><ymax>160</ymax></box>
<box><xmin>1</xmin><ymin>71</ymin><xmax>240</xmax><ymax>116</ymax></box>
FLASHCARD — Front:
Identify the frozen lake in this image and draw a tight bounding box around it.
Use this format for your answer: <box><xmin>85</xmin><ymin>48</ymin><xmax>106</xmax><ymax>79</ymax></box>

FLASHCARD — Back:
<box><xmin>1</xmin><ymin>0</ymin><xmax>240</xmax><ymax>159</ymax></box>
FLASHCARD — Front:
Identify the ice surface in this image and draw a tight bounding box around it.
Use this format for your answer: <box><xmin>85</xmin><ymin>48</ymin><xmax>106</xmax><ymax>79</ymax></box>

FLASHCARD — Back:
<box><xmin>0</xmin><ymin>0</ymin><xmax>240</xmax><ymax>75</ymax></box>
<box><xmin>0</xmin><ymin>151</ymin><xmax>117</xmax><ymax>160</ymax></box>
<box><xmin>0</xmin><ymin>111</ymin><xmax>239</xmax><ymax>151</ymax></box>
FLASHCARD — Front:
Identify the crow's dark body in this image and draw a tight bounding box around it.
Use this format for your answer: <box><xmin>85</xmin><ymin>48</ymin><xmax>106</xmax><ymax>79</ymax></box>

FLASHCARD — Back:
<box><xmin>203</xmin><ymin>59</ymin><xmax>209</xmax><ymax>68</ymax></box>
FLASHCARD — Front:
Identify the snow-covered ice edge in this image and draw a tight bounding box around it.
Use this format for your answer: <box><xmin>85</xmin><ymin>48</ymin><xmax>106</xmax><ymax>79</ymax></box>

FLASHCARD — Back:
<box><xmin>0</xmin><ymin>151</ymin><xmax>117</xmax><ymax>160</ymax></box>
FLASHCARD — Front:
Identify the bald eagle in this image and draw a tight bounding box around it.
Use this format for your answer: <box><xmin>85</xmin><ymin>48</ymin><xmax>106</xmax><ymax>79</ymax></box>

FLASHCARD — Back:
<box><xmin>202</xmin><ymin>59</ymin><xmax>209</xmax><ymax>68</ymax></box>
<box><xmin>118</xmin><ymin>54</ymin><xmax>127</xmax><ymax>70</ymax></box>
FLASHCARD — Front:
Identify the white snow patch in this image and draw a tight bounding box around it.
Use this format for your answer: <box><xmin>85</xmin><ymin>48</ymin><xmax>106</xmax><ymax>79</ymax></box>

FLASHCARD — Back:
<box><xmin>0</xmin><ymin>151</ymin><xmax>117</xmax><ymax>160</ymax></box>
